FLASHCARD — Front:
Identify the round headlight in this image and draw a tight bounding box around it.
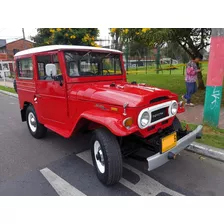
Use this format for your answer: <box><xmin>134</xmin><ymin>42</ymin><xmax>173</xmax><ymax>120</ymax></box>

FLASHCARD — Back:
<box><xmin>171</xmin><ymin>101</ymin><xmax>178</xmax><ymax>115</ymax></box>
<box><xmin>140</xmin><ymin>111</ymin><xmax>150</xmax><ymax>127</ymax></box>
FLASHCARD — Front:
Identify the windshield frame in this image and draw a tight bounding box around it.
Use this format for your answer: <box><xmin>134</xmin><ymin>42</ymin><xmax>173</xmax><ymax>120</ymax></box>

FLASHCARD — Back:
<box><xmin>64</xmin><ymin>50</ymin><xmax>124</xmax><ymax>78</ymax></box>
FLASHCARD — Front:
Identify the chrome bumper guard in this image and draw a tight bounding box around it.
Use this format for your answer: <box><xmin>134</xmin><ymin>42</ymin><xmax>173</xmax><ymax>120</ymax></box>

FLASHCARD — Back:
<box><xmin>147</xmin><ymin>125</ymin><xmax>203</xmax><ymax>171</ymax></box>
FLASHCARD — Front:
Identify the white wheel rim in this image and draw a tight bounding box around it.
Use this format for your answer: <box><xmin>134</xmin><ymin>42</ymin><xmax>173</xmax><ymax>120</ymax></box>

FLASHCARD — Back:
<box><xmin>28</xmin><ymin>112</ymin><xmax>37</xmax><ymax>133</ymax></box>
<box><xmin>94</xmin><ymin>140</ymin><xmax>105</xmax><ymax>174</ymax></box>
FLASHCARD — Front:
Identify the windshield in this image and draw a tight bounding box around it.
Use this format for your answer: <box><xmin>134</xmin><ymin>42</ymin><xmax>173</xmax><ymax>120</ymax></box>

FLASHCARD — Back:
<box><xmin>64</xmin><ymin>51</ymin><xmax>122</xmax><ymax>77</ymax></box>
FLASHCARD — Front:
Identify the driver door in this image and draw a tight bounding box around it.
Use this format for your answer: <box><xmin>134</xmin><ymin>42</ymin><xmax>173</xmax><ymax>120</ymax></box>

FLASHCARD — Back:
<box><xmin>35</xmin><ymin>52</ymin><xmax>67</xmax><ymax>125</ymax></box>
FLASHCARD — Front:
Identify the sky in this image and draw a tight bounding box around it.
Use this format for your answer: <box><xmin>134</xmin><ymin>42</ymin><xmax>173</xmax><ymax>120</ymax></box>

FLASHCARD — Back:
<box><xmin>0</xmin><ymin>28</ymin><xmax>111</xmax><ymax>43</ymax></box>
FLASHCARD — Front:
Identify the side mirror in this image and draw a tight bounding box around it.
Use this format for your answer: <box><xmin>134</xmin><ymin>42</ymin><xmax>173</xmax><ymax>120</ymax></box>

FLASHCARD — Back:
<box><xmin>46</xmin><ymin>64</ymin><xmax>57</xmax><ymax>77</ymax></box>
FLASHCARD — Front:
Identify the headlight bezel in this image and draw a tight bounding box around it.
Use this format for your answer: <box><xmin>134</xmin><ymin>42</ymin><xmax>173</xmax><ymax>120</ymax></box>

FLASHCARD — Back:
<box><xmin>137</xmin><ymin>100</ymin><xmax>179</xmax><ymax>129</ymax></box>
<box><xmin>140</xmin><ymin>111</ymin><xmax>150</xmax><ymax>127</ymax></box>
<box><xmin>170</xmin><ymin>101</ymin><xmax>178</xmax><ymax>115</ymax></box>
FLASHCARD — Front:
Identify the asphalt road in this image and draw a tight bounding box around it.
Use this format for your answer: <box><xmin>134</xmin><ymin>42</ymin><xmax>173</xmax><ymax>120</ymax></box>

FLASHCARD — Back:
<box><xmin>0</xmin><ymin>92</ymin><xmax>224</xmax><ymax>196</ymax></box>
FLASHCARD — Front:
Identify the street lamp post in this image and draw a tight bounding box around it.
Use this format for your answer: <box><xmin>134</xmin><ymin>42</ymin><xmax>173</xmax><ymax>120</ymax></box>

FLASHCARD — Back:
<box><xmin>156</xmin><ymin>45</ymin><xmax>160</xmax><ymax>74</ymax></box>
<box><xmin>125</xmin><ymin>40</ymin><xmax>129</xmax><ymax>72</ymax></box>
<box><xmin>22</xmin><ymin>28</ymin><xmax>26</xmax><ymax>50</ymax></box>
<box><xmin>203</xmin><ymin>28</ymin><xmax>224</xmax><ymax>127</ymax></box>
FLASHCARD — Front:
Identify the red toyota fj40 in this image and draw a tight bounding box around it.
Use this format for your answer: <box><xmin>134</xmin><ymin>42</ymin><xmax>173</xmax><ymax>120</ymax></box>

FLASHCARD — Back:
<box><xmin>14</xmin><ymin>45</ymin><xmax>203</xmax><ymax>186</ymax></box>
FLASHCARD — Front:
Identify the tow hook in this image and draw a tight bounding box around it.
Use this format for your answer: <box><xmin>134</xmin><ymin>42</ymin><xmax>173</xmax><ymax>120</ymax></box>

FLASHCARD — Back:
<box><xmin>168</xmin><ymin>152</ymin><xmax>177</xmax><ymax>160</ymax></box>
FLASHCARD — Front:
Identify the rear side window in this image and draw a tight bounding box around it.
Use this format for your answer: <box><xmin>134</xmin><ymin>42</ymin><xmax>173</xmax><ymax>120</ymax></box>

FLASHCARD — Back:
<box><xmin>17</xmin><ymin>58</ymin><xmax>33</xmax><ymax>79</ymax></box>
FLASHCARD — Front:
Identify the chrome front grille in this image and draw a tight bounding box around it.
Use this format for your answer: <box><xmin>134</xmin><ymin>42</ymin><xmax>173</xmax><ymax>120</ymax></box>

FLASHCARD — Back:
<box><xmin>151</xmin><ymin>107</ymin><xmax>169</xmax><ymax>122</ymax></box>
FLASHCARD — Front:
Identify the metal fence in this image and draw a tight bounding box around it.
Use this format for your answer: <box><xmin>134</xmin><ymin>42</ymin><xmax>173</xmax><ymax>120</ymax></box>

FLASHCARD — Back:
<box><xmin>124</xmin><ymin>54</ymin><xmax>187</xmax><ymax>76</ymax></box>
<box><xmin>0</xmin><ymin>61</ymin><xmax>16</xmax><ymax>79</ymax></box>
<box><xmin>124</xmin><ymin>57</ymin><xmax>207</xmax><ymax>76</ymax></box>
<box><xmin>121</xmin><ymin>46</ymin><xmax>207</xmax><ymax>76</ymax></box>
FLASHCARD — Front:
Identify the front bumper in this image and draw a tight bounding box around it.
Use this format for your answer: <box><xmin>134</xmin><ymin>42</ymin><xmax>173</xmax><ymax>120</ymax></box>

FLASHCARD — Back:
<box><xmin>147</xmin><ymin>125</ymin><xmax>203</xmax><ymax>171</ymax></box>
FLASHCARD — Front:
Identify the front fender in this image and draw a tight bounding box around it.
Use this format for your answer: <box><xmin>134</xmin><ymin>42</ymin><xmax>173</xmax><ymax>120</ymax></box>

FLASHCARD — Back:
<box><xmin>79</xmin><ymin>109</ymin><xmax>139</xmax><ymax>137</ymax></box>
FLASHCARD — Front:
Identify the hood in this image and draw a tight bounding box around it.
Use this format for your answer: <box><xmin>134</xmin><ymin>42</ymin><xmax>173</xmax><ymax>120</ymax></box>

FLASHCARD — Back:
<box><xmin>74</xmin><ymin>82</ymin><xmax>176</xmax><ymax>107</ymax></box>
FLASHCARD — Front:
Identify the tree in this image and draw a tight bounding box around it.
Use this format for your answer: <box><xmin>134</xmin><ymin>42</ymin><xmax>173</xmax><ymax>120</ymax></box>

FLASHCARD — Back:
<box><xmin>129</xmin><ymin>41</ymin><xmax>151</xmax><ymax>58</ymax></box>
<box><xmin>31</xmin><ymin>28</ymin><xmax>99</xmax><ymax>47</ymax></box>
<box><xmin>110</xmin><ymin>28</ymin><xmax>212</xmax><ymax>89</ymax></box>
<box><xmin>110</xmin><ymin>28</ymin><xmax>129</xmax><ymax>51</ymax></box>
<box><xmin>161</xmin><ymin>42</ymin><xmax>190</xmax><ymax>63</ymax></box>
<box><xmin>31</xmin><ymin>29</ymin><xmax>51</xmax><ymax>46</ymax></box>
<box><xmin>167</xmin><ymin>28</ymin><xmax>211</xmax><ymax>89</ymax></box>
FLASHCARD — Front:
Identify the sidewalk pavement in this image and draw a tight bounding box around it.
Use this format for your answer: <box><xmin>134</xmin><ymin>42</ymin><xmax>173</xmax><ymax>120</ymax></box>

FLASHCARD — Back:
<box><xmin>177</xmin><ymin>105</ymin><xmax>224</xmax><ymax>129</ymax></box>
<box><xmin>0</xmin><ymin>80</ymin><xmax>13</xmax><ymax>88</ymax></box>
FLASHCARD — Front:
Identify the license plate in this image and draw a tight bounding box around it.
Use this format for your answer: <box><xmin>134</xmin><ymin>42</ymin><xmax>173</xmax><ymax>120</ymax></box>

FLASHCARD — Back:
<box><xmin>161</xmin><ymin>132</ymin><xmax>177</xmax><ymax>153</ymax></box>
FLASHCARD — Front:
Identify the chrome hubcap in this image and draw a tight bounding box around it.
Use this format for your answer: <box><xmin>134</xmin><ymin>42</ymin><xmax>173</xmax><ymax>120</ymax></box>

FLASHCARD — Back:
<box><xmin>28</xmin><ymin>112</ymin><xmax>37</xmax><ymax>133</ymax></box>
<box><xmin>94</xmin><ymin>140</ymin><xmax>105</xmax><ymax>173</ymax></box>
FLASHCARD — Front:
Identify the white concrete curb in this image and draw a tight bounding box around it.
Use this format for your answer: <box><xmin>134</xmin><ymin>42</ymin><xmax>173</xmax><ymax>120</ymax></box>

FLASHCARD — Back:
<box><xmin>186</xmin><ymin>142</ymin><xmax>224</xmax><ymax>162</ymax></box>
<box><xmin>0</xmin><ymin>89</ymin><xmax>18</xmax><ymax>98</ymax></box>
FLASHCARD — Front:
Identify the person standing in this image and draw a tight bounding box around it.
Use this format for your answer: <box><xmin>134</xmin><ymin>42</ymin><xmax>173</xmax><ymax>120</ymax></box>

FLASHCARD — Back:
<box><xmin>182</xmin><ymin>56</ymin><xmax>201</xmax><ymax>106</ymax></box>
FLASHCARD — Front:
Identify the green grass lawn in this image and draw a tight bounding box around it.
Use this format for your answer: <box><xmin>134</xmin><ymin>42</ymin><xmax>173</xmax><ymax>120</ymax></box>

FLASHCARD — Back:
<box><xmin>127</xmin><ymin>63</ymin><xmax>224</xmax><ymax>107</ymax></box>
<box><xmin>181</xmin><ymin>122</ymin><xmax>224</xmax><ymax>149</ymax></box>
<box><xmin>0</xmin><ymin>85</ymin><xmax>16</xmax><ymax>93</ymax></box>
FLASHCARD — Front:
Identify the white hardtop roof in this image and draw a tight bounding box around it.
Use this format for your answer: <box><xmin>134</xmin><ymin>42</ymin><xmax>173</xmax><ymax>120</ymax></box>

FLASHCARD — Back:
<box><xmin>14</xmin><ymin>45</ymin><xmax>122</xmax><ymax>57</ymax></box>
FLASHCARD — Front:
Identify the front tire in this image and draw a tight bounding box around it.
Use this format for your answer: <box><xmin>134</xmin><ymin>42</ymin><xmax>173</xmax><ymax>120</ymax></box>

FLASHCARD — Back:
<box><xmin>91</xmin><ymin>128</ymin><xmax>123</xmax><ymax>186</ymax></box>
<box><xmin>26</xmin><ymin>105</ymin><xmax>47</xmax><ymax>139</ymax></box>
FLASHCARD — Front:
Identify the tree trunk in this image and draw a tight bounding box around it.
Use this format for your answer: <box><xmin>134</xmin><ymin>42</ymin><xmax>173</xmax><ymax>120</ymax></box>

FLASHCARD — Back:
<box><xmin>197</xmin><ymin>71</ymin><xmax>205</xmax><ymax>90</ymax></box>
<box><xmin>196</xmin><ymin>61</ymin><xmax>205</xmax><ymax>90</ymax></box>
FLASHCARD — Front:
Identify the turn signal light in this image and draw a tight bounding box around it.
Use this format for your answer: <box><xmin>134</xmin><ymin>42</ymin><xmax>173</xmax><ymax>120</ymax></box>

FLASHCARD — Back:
<box><xmin>123</xmin><ymin>117</ymin><xmax>133</xmax><ymax>129</ymax></box>
<box><xmin>111</xmin><ymin>107</ymin><xmax>118</xmax><ymax>112</ymax></box>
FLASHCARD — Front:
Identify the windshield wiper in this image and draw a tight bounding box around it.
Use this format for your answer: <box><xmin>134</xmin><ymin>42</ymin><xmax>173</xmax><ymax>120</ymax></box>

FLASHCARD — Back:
<box><xmin>80</xmin><ymin>51</ymin><xmax>91</xmax><ymax>60</ymax></box>
<box><xmin>102</xmin><ymin>53</ymin><xmax>111</xmax><ymax>58</ymax></box>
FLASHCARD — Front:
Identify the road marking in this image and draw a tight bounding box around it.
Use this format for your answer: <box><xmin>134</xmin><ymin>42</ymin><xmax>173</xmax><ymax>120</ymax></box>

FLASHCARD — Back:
<box><xmin>122</xmin><ymin>163</ymin><xmax>182</xmax><ymax>196</ymax></box>
<box><xmin>77</xmin><ymin>150</ymin><xmax>183</xmax><ymax>196</ymax></box>
<box><xmin>40</xmin><ymin>168</ymin><xmax>86</xmax><ymax>196</ymax></box>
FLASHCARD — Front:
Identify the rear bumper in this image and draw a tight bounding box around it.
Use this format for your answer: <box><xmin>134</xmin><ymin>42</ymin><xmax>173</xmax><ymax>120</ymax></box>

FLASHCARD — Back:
<box><xmin>147</xmin><ymin>125</ymin><xmax>203</xmax><ymax>171</ymax></box>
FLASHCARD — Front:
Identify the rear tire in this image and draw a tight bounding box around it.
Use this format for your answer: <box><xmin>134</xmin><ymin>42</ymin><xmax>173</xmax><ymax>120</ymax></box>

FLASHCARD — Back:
<box><xmin>26</xmin><ymin>105</ymin><xmax>47</xmax><ymax>139</ymax></box>
<box><xmin>13</xmin><ymin>79</ymin><xmax>17</xmax><ymax>93</ymax></box>
<box><xmin>91</xmin><ymin>128</ymin><xmax>123</xmax><ymax>186</ymax></box>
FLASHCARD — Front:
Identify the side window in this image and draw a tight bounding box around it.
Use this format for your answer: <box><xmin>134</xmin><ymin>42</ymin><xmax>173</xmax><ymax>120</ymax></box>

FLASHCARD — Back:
<box><xmin>17</xmin><ymin>58</ymin><xmax>33</xmax><ymax>79</ymax></box>
<box><xmin>52</xmin><ymin>54</ymin><xmax>62</xmax><ymax>75</ymax></box>
<box><xmin>37</xmin><ymin>54</ymin><xmax>62</xmax><ymax>80</ymax></box>
<box><xmin>65</xmin><ymin>52</ymin><xmax>80</xmax><ymax>77</ymax></box>
<box><xmin>37</xmin><ymin>55</ymin><xmax>51</xmax><ymax>80</ymax></box>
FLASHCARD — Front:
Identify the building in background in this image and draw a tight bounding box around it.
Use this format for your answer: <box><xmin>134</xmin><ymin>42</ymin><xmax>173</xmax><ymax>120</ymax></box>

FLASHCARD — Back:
<box><xmin>0</xmin><ymin>38</ymin><xmax>34</xmax><ymax>78</ymax></box>
<box><xmin>0</xmin><ymin>38</ymin><xmax>34</xmax><ymax>61</ymax></box>
<box><xmin>0</xmin><ymin>39</ymin><xmax>7</xmax><ymax>61</ymax></box>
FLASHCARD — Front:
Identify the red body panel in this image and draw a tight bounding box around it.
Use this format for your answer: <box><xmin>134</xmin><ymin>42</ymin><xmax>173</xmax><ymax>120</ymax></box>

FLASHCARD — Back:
<box><xmin>72</xmin><ymin>82</ymin><xmax>174</xmax><ymax>107</ymax></box>
<box><xmin>15</xmin><ymin>46</ymin><xmax>184</xmax><ymax>139</ymax></box>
